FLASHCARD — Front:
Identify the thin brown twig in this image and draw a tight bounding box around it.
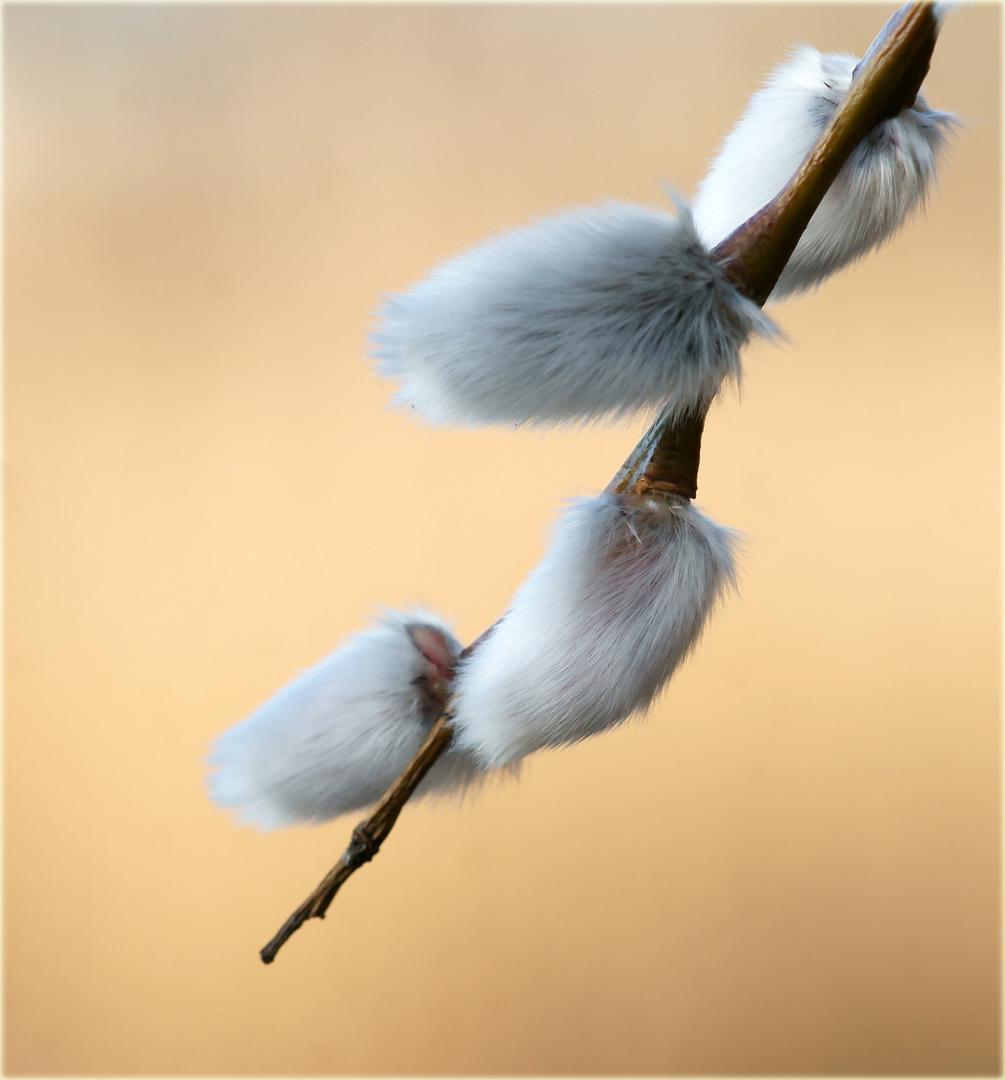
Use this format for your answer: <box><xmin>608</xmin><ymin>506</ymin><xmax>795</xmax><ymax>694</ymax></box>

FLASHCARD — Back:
<box><xmin>260</xmin><ymin>710</ymin><xmax>455</xmax><ymax>963</ymax></box>
<box><xmin>260</xmin><ymin>1</ymin><xmax>940</xmax><ymax>964</ymax></box>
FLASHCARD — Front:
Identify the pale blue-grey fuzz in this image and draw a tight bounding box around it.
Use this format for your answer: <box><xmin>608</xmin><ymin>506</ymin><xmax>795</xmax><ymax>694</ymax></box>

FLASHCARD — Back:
<box><xmin>371</xmin><ymin>201</ymin><xmax>775</xmax><ymax>429</ymax></box>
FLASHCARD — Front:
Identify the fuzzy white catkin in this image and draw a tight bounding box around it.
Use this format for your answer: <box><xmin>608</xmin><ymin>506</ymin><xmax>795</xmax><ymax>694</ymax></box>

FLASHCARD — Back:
<box><xmin>372</xmin><ymin>201</ymin><xmax>776</xmax><ymax>428</ymax></box>
<box><xmin>207</xmin><ymin>609</ymin><xmax>500</xmax><ymax>830</ymax></box>
<box><xmin>692</xmin><ymin>44</ymin><xmax>955</xmax><ymax>298</ymax></box>
<box><xmin>450</xmin><ymin>492</ymin><xmax>738</xmax><ymax>767</ymax></box>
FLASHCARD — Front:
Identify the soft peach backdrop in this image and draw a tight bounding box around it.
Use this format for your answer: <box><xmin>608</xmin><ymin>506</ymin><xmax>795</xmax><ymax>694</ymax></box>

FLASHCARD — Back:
<box><xmin>4</xmin><ymin>3</ymin><xmax>1000</xmax><ymax>1075</ymax></box>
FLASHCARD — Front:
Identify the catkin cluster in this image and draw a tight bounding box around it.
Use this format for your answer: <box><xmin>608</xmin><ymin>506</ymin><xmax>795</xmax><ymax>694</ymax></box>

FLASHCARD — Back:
<box><xmin>209</xmin><ymin>35</ymin><xmax>952</xmax><ymax>830</ymax></box>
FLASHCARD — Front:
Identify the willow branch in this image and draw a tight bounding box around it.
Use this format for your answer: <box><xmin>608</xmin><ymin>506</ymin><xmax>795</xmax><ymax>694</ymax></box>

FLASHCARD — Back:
<box><xmin>261</xmin><ymin>2</ymin><xmax>940</xmax><ymax>964</ymax></box>
<box><xmin>260</xmin><ymin>710</ymin><xmax>455</xmax><ymax>963</ymax></box>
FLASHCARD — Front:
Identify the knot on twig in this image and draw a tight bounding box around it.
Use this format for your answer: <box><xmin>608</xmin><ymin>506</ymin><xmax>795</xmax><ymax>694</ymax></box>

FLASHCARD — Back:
<box><xmin>346</xmin><ymin>824</ymin><xmax>379</xmax><ymax>867</ymax></box>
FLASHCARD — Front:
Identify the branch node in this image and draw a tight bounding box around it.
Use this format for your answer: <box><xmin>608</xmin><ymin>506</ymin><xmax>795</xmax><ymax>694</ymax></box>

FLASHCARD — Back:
<box><xmin>347</xmin><ymin>824</ymin><xmax>379</xmax><ymax>867</ymax></box>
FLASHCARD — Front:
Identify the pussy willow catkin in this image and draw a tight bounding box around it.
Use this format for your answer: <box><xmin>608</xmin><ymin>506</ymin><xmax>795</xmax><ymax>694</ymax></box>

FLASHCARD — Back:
<box><xmin>372</xmin><ymin>202</ymin><xmax>776</xmax><ymax>429</ymax></box>
<box><xmin>692</xmin><ymin>44</ymin><xmax>954</xmax><ymax>297</ymax></box>
<box><xmin>450</xmin><ymin>493</ymin><xmax>738</xmax><ymax>767</ymax></box>
<box><xmin>208</xmin><ymin>610</ymin><xmax>503</xmax><ymax>828</ymax></box>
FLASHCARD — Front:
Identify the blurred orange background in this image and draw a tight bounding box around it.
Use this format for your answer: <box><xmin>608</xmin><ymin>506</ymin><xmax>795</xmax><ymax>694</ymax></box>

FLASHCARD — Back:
<box><xmin>4</xmin><ymin>3</ymin><xmax>1000</xmax><ymax>1075</ymax></box>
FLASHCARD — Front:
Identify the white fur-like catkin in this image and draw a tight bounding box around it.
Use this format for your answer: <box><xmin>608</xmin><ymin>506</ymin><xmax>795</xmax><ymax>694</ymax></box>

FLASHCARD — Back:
<box><xmin>372</xmin><ymin>201</ymin><xmax>775</xmax><ymax>428</ymax></box>
<box><xmin>208</xmin><ymin>609</ymin><xmax>501</xmax><ymax>829</ymax></box>
<box><xmin>451</xmin><ymin>493</ymin><xmax>738</xmax><ymax>767</ymax></box>
<box><xmin>692</xmin><ymin>44</ymin><xmax>954</xmax><ymax>297</ymax></box>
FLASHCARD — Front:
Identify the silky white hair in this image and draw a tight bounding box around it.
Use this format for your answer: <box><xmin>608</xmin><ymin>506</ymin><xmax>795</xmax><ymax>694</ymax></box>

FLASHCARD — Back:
<box><xmin>372</xmin><ymin>201</ymin><xmax>776</xmax><ymax>428</ymax></box>
<box><xmin>692</xmin><ymin>45</ymin><xmax>954</xmax><ymax>297</ymax></box>
<box><xmin>207</xmin><ymin>609</ymin><xmax>503</xmax><ymax>830</ymax></box>
<box><xmin>451</xmin><ymin>492</ymin><xmax>738</xmax><ymax>767</ymax></box>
